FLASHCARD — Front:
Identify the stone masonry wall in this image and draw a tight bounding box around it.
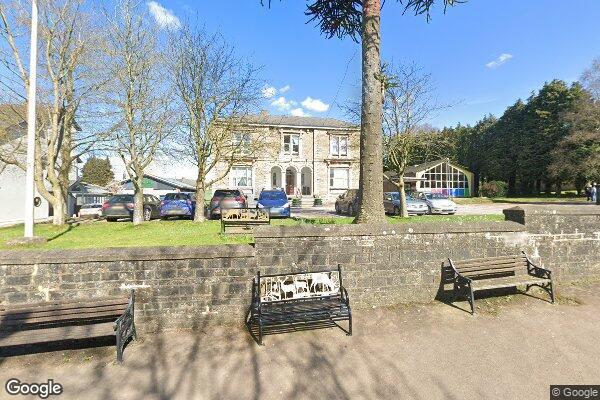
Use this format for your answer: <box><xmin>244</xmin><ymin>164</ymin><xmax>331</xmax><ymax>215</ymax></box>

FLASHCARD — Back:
<box><xmin>0</xmin><ymin>205</ymin><xmax>599</xmax><ymax>331</ymax></box>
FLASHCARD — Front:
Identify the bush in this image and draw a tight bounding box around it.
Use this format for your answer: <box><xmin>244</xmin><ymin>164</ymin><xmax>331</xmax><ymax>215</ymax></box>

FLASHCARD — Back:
<box><xmin>480</xmin><ymin>181</ymin><xmax>508</xmax><ymax>198</ymax></box>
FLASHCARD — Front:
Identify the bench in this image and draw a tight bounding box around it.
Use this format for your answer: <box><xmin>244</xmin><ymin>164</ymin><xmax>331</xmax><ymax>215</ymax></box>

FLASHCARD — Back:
<box><xmin>0</xmin><ymin>290</ymin><xmax>137</xmax><ymax>362</ymax></box>
<box><xmin>448</xmin><ymin>252</ymin><xmax>554</xmax><ymax>314</ymax></box>
<box><xmin>220</xmin><ymin>208</ymin><xmax>270</xmax><ymax>234</ymax></box>
<box><xmin>245</xmin><ymin>265</ymin><xmax>352</xmax><ymax>345</ymax></box>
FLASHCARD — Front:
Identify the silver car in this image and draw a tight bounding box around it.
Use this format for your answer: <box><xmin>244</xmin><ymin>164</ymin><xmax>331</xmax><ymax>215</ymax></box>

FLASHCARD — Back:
<box><xmin>417</xmin><ymin>193</ymin><xmax>457</xmax><ymax>215</ymax></box>
<box><xmin>383</xmin><ymin>192</ymin><xmax>429</xmax><ymax>215</ymax></box>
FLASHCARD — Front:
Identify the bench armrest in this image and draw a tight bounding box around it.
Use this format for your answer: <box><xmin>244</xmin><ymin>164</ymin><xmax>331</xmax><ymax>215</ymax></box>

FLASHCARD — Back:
<box><xmin>115</xmin><ymin>290</ymin><xmax>135</xmax><ymax>326</ymax></box>
<box><xmin>448</xmin><ymin>259</ymin><xmax>472</xmax><ymax>285</ymax></box>
<box><xmin>341</xmin><ymin>286</ymin><xmax>350</xmax><ymax>305</ymax></box>
<box><xmin>523</xmin><ymin>254</ymin><xmax>552</xmax><ymax>279</ymax></box>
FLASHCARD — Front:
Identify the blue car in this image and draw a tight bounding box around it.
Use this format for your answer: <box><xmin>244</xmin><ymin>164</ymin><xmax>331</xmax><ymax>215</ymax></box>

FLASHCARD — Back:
<box><xmin>160</xmin><ymin>192</ymin><xmax>196</xmax><ymax>219</ymax></box>
<box><xmin>256</xmin><ymin>190</ymin><xmax>290</xmax><ymax>218</ymax></box>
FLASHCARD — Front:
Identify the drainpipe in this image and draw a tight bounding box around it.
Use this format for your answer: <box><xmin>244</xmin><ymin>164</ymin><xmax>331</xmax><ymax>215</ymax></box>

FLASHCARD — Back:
<box><xmin>312</xmin><ymin>129</ymin><xmax>315</xmax><ymax>197</ymax></box>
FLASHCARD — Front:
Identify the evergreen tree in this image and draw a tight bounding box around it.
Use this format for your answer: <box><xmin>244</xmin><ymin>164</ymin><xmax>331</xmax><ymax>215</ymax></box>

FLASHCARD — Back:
<box><xmin>81</xmin><ymin>157</ymin><xmax>115</xmax><ymax>187</ymax></box>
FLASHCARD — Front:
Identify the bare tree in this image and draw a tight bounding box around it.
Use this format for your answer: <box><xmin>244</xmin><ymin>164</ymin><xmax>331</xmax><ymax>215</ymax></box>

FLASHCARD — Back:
<box><xmin>168</xmin><ymin>24</ymin><xmax>262</xmax><ymax>222</ymax></box>
<box><xmin>0</xmin><ymin>0</ymin><xmax>101</xmax><ymax>225</ymax></box>
<box><xmin>100</xmin><ymin>0</ymin><xmax>173</xmax><ymax>225</ymax></box>
<box><xmin>382</xmin><ymin>63</ymin><xmax>450</xmax><ymax>217</ymax></box>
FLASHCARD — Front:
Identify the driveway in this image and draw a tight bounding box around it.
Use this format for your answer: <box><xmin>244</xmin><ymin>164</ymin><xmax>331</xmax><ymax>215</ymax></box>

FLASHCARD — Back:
<box><xmin>1</xmin><ymin>282</ymin><xmax>599</xmax><ymax>400</ymax></box>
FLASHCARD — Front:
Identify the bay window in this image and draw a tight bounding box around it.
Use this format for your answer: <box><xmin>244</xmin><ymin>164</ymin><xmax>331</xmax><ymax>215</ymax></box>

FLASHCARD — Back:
<box><xmin>329</xmin><ymin>167</ymin><xmax>349</xmax><ymax>189</ymax></box>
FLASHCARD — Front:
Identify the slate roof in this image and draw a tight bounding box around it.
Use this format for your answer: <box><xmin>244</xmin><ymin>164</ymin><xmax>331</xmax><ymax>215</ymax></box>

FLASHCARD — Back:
<box><xmin>120</xmin><ymin>173</ymin><xmax>196</xmax><ymax>191</ymax></box>
<box><xmin>241</xmin><ymin>113</ymin><xmax>358</xmax><ymax>130</ymax></box>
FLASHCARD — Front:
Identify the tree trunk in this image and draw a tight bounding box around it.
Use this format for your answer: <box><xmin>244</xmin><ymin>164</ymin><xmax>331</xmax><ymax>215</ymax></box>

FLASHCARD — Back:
<box><xmin>396</xmin><ymin>175</ymin><xmax>409</xmax><ymax>218</ymax></box>
<box><xmin>133</xmin><ymin>178</ymin><xmax>144</xmax><ymax>225</ymax></box>
<box><xmin>508</xmin><ymin>175</ymin><xmax>516</xmax><ymax>196</ymax></box>
<box><xmin>194</xmin><ymin>182</ymin><xmax>206</xmax><ymax>223</ymax></box>
<box><xmin>355</xmin><ymin>0</ymin><xmax>385</xmax><ymax>224</ymax></box>
<box><xmin>555</xmin><ymin>180</ymin><xmax>562</xmax><ymax>197</ymax></box>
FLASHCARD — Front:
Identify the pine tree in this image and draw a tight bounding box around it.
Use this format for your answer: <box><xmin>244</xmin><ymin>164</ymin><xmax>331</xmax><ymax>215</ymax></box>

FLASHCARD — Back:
<box><xmin>81</xmin><ymin>157</ymin><xmax>115</xmax><ymax>187</ymax></box>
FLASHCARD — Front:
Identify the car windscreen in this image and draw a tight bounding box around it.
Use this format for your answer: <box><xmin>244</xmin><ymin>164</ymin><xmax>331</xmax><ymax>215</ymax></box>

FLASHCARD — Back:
<box><xmin>164</xmin><ymin>193</ymin><xmax>190</xmax><ymax>200</ymax></box>
<box><xmin>389</xmin><ymin>193</ymin><xmax>399</xmax><ymax>200</ymax></box>
<box><xmin>213</xmin><ymin>190</ymin><xmax>239</xmax><ymax>198</ymax></box>
<box><xmin>260</xmin><ymin>191</ymin><xmax>287</xmax><ymax>201</ymax></box>
<box><xmin>109</xmin><ymin>195</ymin><xmax>133</xmax><ymax>203</ymax></box>
<box><xmin>427</xmin><ymin>194</ymin><xmax>448</xmax><ymax>199</ymax></box>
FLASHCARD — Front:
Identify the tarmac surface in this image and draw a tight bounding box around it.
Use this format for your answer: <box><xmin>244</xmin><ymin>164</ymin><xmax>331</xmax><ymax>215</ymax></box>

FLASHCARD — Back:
<box><xmin>1</xmin><ymin>282</ymin><xmax>599</xmax><ymax>400</ymax></box>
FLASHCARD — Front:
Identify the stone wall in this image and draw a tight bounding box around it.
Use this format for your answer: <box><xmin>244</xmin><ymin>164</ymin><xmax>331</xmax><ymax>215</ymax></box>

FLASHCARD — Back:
<box><xmin>1</xmin><ymin>205</ymin><xmax>599</xmax><ymax>331</ymax></box>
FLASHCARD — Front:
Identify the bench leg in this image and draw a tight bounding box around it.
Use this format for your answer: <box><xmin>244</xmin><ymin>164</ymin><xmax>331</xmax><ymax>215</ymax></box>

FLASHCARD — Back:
<box><xmin>548</xmin><ymin>280</ymin><xmax>555</xmax><ymax>304</ymax></box>
<box><xmin>115</xmin><ymin>322</ymin><xmax>124</xmax><ymax>363</ymax></box>
<box><xmin>258</xmin><ymin>322</ymin><xmax>264</xmax><ymax>346</ymax></box>
<box><xmin>468</xmin><ymin>286</ymin><xmax>476</xmax><ymax>315</ymax></box>
<box><xmin>347</xmin><ymin>310</ymin><xmax>353</xmax><ymax>336</ymax></box>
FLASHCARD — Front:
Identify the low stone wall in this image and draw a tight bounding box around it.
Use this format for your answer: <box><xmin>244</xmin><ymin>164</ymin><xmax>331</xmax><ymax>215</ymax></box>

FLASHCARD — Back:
<box><xmin>1</xmin><ymin>205</ymin><xmax>599</xmax><ymax>331</ymax></box>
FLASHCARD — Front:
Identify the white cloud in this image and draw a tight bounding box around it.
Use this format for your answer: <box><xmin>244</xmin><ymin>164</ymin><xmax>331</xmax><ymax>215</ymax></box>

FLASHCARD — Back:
<box><xmin>262</xmin><ymin>85</ymin><xmax>277</xmax><ymax>98</ymax></box>
<box><xmin>485</xmin><ymin>53</ymin><xmax>513</xmax><ymax>69</ymax></box>
<box><xmin>147</xmin><ymin>1</ymin><xmax>181</xmax><ymax>30</ymax></box>
<box><xmin>301</xmin><ymin>97</ymin><xmax>329</xmax><ymax>113</ymax></box>
<box><xmin>290</xmin><ymin>108</ymin><xmax>309</xmax><ymax>117</ymax></box>
<box><xmin>279</xmin><ymin>85</ymin><xmax>290</xmax><ymax>94</ymax></box>
<box><xmin>271</xmin><ymin>96</ymin><xmax>296</xmax><ymax>111</ymax></box>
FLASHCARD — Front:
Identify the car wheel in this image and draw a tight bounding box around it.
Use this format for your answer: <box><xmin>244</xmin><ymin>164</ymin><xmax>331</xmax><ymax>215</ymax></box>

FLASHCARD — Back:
<box><xmin>143</xmin><ymin>208</ymin><xmax>152</xmax><ymax>221</ymax></box>
<box><xmin>393</xmin><ymin>206</ymin><xmax>400</xmax><ymax>216</ymax></box>
<box><xmin>335</xmin><ymin>203</ymin><xmax>340</xmax><ymax>214</ymax></box>
<box><xmin>106</xmin><ymin>217</ymin><xmax>117</xmax><ymax>222</ymax></box>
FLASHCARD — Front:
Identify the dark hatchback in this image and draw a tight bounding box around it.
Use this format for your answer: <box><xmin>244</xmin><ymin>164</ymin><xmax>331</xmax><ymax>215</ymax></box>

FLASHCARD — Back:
<box><xmin>102</xmin><ymin>194</ymin><xmax>161</xmax><ymax>222</ymax></box>
<box><xmin>208</xmin><ymin>189</ymin><xmax>247</xmax><ymax>219</ymax></box>
<box><xmin>160</xmin><ymin>192</ymin><xmax>196</xmax><ymax>219</ymax></box>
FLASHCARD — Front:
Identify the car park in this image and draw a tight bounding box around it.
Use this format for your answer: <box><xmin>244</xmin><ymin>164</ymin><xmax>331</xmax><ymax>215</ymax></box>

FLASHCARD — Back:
<box><xmin>77</xmin><ymin>203</ymin><xmax>103</xmax><ymax>219</ymax></box>
<box><xmin>160</xmin><ymin>192</ymin><xmax>196</xmax><ymax>219</ymax></box>
<box><xmin>255</xmin><ymin>189</ymin><xmax>290</xmax><ymax>218</ymax></box>
<box><xmin>417</xmin><ymin>193</ymin><xmax>457</xmax><ymax>214</ymax></box>
<box><xmin>383</xmin><ymin>192</ymin><xmax>429</xmax><ymax>216</ymax></box>
<box><xmin>334</xmin><ymin>189</ymin><xmax>359</xmax><ymax>216</ymax></box>
<box><xmin>208</xmin><ymin>189</ymin><xmax>247</xmax><ymax>219</ymax></box>
<box><xmin>102</xmin><ymin>194</ymin><xmax>161</xmax><ymax>222</ymax></box>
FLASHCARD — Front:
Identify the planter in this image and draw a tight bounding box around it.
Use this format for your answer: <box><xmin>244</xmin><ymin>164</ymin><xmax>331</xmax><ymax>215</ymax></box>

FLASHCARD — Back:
<box><xmin>291</xmin><ymin>198</ymin><xmax>301</xmax><ymax>207</ymax></box>
<box><xmin>313</xmin><ymin>198</ymin><xmax>323</xmax><ymax>206</ymax></box>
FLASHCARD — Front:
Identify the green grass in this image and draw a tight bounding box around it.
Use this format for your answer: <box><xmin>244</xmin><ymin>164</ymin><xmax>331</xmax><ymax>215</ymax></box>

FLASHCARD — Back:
<box><xmin>0</xmin><ymin>214</ymin><xmax>506</xmax><ymax>251</ymax></box>
<box><xmin>491</xmin><ymin>196</ymin><xmax>587</xmax><ymax>204</ymax></box>
<box><xmin>0</xmin><ymin>220</ymin><xmax>253</xmax><ymax>250</ymax></box>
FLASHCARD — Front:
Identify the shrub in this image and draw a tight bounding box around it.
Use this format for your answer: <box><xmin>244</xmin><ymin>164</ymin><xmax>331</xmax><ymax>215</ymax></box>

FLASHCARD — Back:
<box><xmin>481</xmin><ymin>181</ymin><xmax>508</xmax><ymax>198</ymax></box>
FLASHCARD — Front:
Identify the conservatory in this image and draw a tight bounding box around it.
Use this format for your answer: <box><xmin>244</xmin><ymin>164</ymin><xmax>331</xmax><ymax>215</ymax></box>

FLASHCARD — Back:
<box><xmin>404</xmin><ymin>158</ymin><xmax>474</xmax><ymax>198</ymax></box>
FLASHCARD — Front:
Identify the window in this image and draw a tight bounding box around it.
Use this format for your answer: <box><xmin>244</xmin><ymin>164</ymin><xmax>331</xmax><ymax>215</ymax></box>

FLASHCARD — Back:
<box><xmin>283</xmin><ymin>134</ymin><xmax>300</xmax><ymax>155</ymax></box>
<box><xmin>420</xmin><ymin>162</ymin><xmax>470</xmax><ymax>196</ymax></box>
<box><xmin>330</xmin><ymin>135</ymin><xmax>348</xmax><ymax>157</ymax></box>
<box><xmin>231</xmin><ymin>166</ymin><xmax>252</xmax><ymax>187</ymax></box>
<box><xmin>329</xmin><ymin>168</ymin><xmax>349</xmax><ymax>189</ymax></box>
<box><xmin>233</xmin><ymin>132</ymin><xmax>251</xmax><ymax>155</ymax></box>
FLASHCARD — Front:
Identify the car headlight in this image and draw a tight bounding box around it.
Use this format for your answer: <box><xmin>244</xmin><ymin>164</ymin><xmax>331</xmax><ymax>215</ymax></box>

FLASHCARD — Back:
<box><xmin>283</xmin><ymin>203</ymin><xmax>290</xmax><ymax>209</ymax></box>
<box><xmin>257</xmin><ymin>203</ymin><xmax>265</xmax><ymax>209</ymax></box>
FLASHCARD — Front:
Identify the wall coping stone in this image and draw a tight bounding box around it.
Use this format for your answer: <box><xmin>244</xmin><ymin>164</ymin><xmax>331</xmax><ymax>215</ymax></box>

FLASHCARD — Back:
<box><xmin>253</xmin><ymin>221</ymin><xmax>526</xmax><ymax>239</ymax></box>
<box><xmin>0</xmin><ymin>244</ymin><xmax>255</xmax><ymax>265</ymax></box>
<box><xmin>504</xmin><ymin>205</ymin><xmax>600</xmax><ymax>216</ymax></box>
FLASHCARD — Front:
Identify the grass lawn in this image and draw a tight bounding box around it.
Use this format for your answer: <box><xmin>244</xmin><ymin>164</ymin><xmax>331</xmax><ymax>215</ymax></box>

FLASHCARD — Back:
<box><xmin>453</xmin><ymin>196</ymin><xmax>588</xmax><ymax>205</ymax></box>
<box><xmin>0</xmin><ymin>214</ymin><xmax>506</xmax><ymax>251</ymax></box>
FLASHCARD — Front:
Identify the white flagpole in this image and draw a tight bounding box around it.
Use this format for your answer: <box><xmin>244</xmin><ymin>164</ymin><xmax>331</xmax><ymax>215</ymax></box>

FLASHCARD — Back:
<box><xmin>24</xmin><ymin>0</ymin><xmax>38</xmax><ymax>238</ymax></box>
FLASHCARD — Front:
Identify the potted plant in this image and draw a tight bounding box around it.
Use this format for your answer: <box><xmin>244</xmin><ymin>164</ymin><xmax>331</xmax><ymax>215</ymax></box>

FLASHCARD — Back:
<box><xmin>313</xmin><ymin>196</ymin><xmax>323</xmax><ymax>206</ymax></box>
<box><xmin>291</xmin><ymin>196</ymin><xmax>301</xmax><ymax>207</ymax></box>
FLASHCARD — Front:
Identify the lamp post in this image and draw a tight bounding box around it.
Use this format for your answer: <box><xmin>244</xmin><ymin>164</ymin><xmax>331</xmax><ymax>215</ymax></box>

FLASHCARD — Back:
<box><xmin>23</xmin><ymin>0</ymin><xmax>38</xmax><ymax>238</ymax></box>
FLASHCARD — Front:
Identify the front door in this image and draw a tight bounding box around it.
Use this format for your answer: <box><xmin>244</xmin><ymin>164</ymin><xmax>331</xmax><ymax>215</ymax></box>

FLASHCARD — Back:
<box><xmin>285</xmin><ymin>169</ymin><xmax>296</xmax><ymax>195</ymax></box>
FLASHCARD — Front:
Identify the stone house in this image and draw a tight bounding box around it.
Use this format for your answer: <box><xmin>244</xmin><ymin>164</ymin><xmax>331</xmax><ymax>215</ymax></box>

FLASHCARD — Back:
<box><xmin>212</xmin><ymin>113</ymin><xmax>360</xmax><ymax>202</ymax></box>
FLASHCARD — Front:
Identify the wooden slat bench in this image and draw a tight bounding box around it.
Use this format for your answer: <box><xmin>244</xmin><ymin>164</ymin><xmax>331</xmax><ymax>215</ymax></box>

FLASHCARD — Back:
<box><xmin>0</xmin><ymin>291</ymin><xmax>137</xmax><ymax>362</ymax></box>
<box><xmin>220</xmin><ymin>208</ymin><xmax>270</xmax><ymax>234</ymax></box>
<box><xmin>448</xmin><ymin>252</ymin><xmax>554</xmax><ymax>314</ymax></box>
<box><xmin>245</xmin><ymin>265</ymin><xmax>352</xmax><ymax>345</ymax></box>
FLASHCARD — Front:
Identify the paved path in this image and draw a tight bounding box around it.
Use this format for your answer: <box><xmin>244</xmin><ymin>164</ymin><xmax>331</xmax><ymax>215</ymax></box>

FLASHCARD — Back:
<box><xmin>1</xmin><ymin>282</ymin><xmax>599</xmax><ymax>400</ymax></box>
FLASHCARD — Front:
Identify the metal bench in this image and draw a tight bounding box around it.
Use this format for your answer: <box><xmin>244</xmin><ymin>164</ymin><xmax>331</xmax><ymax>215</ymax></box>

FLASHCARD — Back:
<box><xmin>0</xmin><ymin>290</ymin><xmax>137</xmax><ymax>362</ymax></box>
<box><xmin>220</xmin><ymin>208</ymin><xmax>270</xmax><ymax>234</ymax></box>
<box><xmin>246</xmin><ymin>265</ymin><xmax>352</xmax><ymax>345</ymax></box>
<box><xmin>448</xmin><ymin>252</ymin><xmax>554</xmax><ymax>314</ymax></box>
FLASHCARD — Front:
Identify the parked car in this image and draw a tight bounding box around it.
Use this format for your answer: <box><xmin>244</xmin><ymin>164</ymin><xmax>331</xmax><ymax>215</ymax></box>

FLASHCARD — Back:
<box><xmin>78</xmin><ymin>203</ymin><xmax>103</xmax><ymax>219</ymax></box>
<box><xmin>383</xmin><ymin>192</ymin><xmax>429</xmax><ymax>216</ymax></box>
<box><xmin>416</xmin><ymin>193</ymin><xmax>457</xmax><ymax>214</ymax></box>
<box><xmin>102</xmin><ymin>194</ymin><xmax>161</xmax><ymax>222</ymax></box>
<box><xmin>208</xmin><ymin>189</ymin><xmax>247</xmax><ymax>219</ymax></box>
<box><xmin>335</xmin><ymin>189</ymin><xmax>359</xmax><ymax>216</ymax></box>
<box><xmin>160</xmin><ymin>192</ymin><xmax>196</xmax><ymax>219</ymax></box>
<box><xmin>255</xmin><ymin>189</ymin><xmax>290</xmax><ymax>218</ymax></box>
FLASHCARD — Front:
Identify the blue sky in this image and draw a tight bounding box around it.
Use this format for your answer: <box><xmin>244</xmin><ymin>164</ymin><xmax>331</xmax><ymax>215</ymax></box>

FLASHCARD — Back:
<box><xmin>148</xmin><ymin>1</ymin><xmax>599</xmax><ymax>127</ymax></box>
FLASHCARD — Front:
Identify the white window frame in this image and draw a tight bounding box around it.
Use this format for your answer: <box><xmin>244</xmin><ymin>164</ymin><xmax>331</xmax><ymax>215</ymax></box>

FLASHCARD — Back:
<box><xmin>330</xmin><ymin>135</ymin><xmax>348</xmax><ymax>157</ymax></box>
<box><xmin>329</xmin><ymin>167</ymin><xmax>350</xmax><ymax>190</ymax></box>
<box><xmin>230</xmin><ymin>166</ymin><xmax>253</xmax><ymax>188</ymax></box>
<box><xmin>282</xmin><ymin>133</ymin><xmax>300</xmax><ymax>156</ymax></box>
<box><xmin>233</xmin><ymin>132</ymin><xmax>251</xmax><ymax>155</ymax></box>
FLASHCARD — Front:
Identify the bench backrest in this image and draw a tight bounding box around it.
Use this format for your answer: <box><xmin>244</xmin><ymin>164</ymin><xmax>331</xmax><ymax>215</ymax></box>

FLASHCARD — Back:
<box><xmin>221</xmin><ymin>208</ymin><xmax>270</xmax><ymax>224</ymax></box>
<box><xmin>451</xmin><ymin>254</ymin><xmax>529</xmax><ymax>278</ymax></box>
<box><xmin>0</xmin><ymin>295</ymin><xmax>130</xmax><ymax>331</ymax></box>
<box><xmin>256</xmin><ymin>267</ymin><xmax>342</xmax><ymax>303</ymax></box>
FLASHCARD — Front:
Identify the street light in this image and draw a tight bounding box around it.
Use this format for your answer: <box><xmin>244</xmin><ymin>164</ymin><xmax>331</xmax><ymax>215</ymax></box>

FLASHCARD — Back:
<box><xmin>23</xmin><ymin>0</ymin><xmax>38</xmax><ymax>238</ymax></box>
